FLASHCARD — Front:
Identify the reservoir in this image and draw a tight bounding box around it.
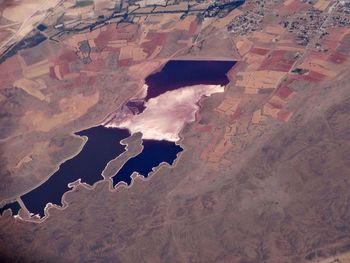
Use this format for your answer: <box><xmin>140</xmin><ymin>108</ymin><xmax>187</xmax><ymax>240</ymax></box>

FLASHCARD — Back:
<box><xmin>112</xmin><ymin>140</ymin><xmax>183</xmax><ymax>187</ymax></box>
<box><xmin>0</xmin><ymin>201</ymin><xmax>21</xmax><ymax>216</ymax></box>
<box><xmin>3</xmin><ymin>60</ymin><xmax>235</xmax><ymax>219</ymax></box>
<box><xmin>145</xmin><ymin>60</ymin><xmax>236</xmax><ymax>100</ymax></box>
<box><xmin>21</xmin><ymin>126</ymin><xmax>130</xmax><ymax>217</ymax></box>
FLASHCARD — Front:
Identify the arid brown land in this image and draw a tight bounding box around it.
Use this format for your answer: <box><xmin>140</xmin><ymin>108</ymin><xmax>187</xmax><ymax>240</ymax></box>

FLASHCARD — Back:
<box><xmin>0</xmin><ymin>0</ymin><xmax>350</xmax><ymax>262</ymax></box>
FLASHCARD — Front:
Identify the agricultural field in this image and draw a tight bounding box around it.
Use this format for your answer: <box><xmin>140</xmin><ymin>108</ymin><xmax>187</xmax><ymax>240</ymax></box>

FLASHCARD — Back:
<box><xmin>0</xmin><ymin>0</ymin><xmax>350</xmax><ymax>262</ymax></box>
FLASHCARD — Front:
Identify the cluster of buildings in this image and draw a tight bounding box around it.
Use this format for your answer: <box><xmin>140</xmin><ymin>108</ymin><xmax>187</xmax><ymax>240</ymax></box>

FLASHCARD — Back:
<box><xmin>227</xmin><ymin>10</ymin><xmax>264</xmax><ymax>35</ymax></box>
<box><xmin>282</xmin><ymin>7</ymin><xmax>326</xmax><ymax>46</ymax></box>
<box><xmin>327</xmin><ymin>1</ymin><xmax>350</xmax><ymax>27</ymax></box>
<box><xmin>280</xmin><ymin>2</ymin><xmax>350</xmax><ymax>47</ymax></box>
<box><xmin>227</xmin><ymin>0</ymin><xmax>350</xmax><ymax>45</ymax></box>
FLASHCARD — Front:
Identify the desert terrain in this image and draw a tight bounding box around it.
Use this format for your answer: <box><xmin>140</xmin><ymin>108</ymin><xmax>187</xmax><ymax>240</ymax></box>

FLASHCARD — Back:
<box><xmin>0</xmin><ymin>0</ymin><xmax>350</xmax><ymax>262</ymax></box>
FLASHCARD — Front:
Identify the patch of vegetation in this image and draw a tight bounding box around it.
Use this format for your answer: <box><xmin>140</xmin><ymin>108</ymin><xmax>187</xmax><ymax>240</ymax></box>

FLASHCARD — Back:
<box><xmin>37</xmin><ymin>23</ymin><xmax>48</xmax><ymax>31</ymax></box>
<box><xmin>75</xmin><ymin>0</ymin><xmax>94</xmax><ymax>8</ymax></box>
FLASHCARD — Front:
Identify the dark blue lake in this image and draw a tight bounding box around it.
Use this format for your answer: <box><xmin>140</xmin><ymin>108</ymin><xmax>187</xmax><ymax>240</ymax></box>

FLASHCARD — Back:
<box><xmin>112</xmin><ymin>140</ymin><xmax>183</xmax><ymax>187</ymax></box>
<box><xmin>145</xmin><ymin>60</ymin><xmax>236</xmax><ymax>100</ymax></box>
<box><xmin>2</xmin><ymin>60</ymin><xmax>235</xmax><ymax>218</ymax></box>
<box><xmin>0</xmin><ymin>201</ymin><xmax>21</xmax><ymax>216</ymax></box>
<box><xmin>20</xmin><ymin>126</ymin><xmax>130</xmax><ymax>217</ymax></box>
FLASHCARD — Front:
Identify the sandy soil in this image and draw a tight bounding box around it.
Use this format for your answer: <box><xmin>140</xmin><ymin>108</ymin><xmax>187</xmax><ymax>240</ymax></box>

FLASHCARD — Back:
<box><xmin>1</xmin><ymin>0</ymin><xmax>350</xmax><ymax>262</ymax></box>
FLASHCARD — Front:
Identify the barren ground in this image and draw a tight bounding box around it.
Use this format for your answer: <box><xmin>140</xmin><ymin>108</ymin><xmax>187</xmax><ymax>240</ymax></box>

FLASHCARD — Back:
<box><xmin>0</xmin><ymin>0</ymin><xmax>350</xmax><ymax>262</ymax></box>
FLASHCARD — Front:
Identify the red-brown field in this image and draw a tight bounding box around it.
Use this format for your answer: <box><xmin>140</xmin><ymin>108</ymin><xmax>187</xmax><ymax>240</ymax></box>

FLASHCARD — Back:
<box><xmin>250</xmin><ymin>47</ymin><xmax>270</xmax><ymax>56</ymax></box>
<box><xmin>290</xmin><ymin>70</ymin><xmax>326</xmax><ymax>82</ymax></box>
<box><xmin>0</xmin><ymin>0</ymin><xmax>350</xmax><ymax>262</ymax></box>
<box><xmin>259</xmin><ymin>50</ymin><xmax>297</xmax><ymax>72</ymax></box>
<box><xmin>141</xmin><ymin>32</ymin><xmax>168</xmax><ymax>55</ymax></box>
<box><xmin>328</xmin><ymin>51</ymin><xmax>347</xmax><ymax>64</ymax></box>
<box><xmin>276</xmin><ymin>78</ymin><xmax>294</xmax><ymax>99</ymax></box>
